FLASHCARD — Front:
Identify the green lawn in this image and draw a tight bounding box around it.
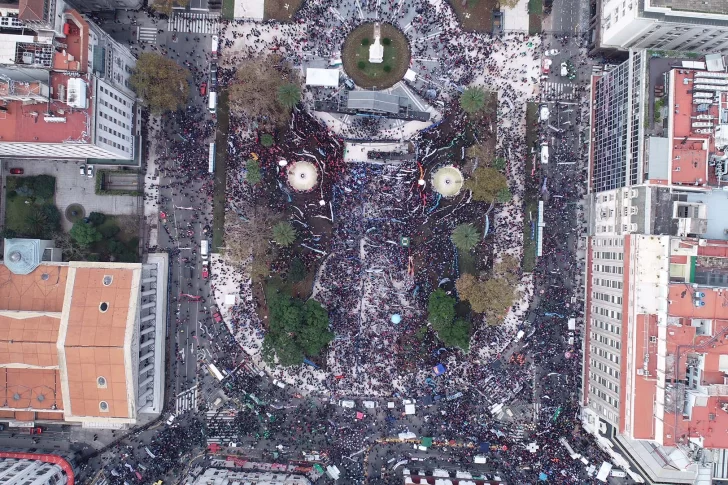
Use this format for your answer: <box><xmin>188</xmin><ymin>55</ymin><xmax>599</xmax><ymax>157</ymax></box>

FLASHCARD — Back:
<box><xmin>458</xmin><ymin>250</ymin><xmax>477</xmax><ymax>276</ymax></box>
<box><xmin>528</xmin><ymin>0</ymin><xmax>543</xmax><ymax>14</ymax></box>
<box><xmin>342</xmin><ymin>23</ymin><xmax>410</xmax><ymax>89</ymax></box>
<box><xmin>212</xmin><ymin>90</ymin><xmax>230</xmax><ymax>252</ymax></box>
<box><xmin>4</xmin><ymin>176</ymin><xmax>60</xmax><ymax>240</ymax></box>
<box><xmin>222</xmin><ymin>0</ymin><xmax>235</xmax><ymax>19</ymax></box>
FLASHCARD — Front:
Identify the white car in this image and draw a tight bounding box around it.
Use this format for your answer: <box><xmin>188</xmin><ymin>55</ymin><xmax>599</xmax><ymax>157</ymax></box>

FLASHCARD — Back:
<box><xmin>560</xmin><ymin>62</ymin><xmax>568</xmax><ymax>77</ymax></box>
<box><xmin>545</xmin><ymin>49</ymin><xmax>559</xmax><ymax>56</ymax></box>
<box><xmin>339</xmin><ymin>400</ymin><xmax>355</xmax><ymax>408</ymax></box>
<box><xmin>363</xmin><ymin>400</ymin><xmax>379</xmax><ymax>409</ymax></box>
<box><xmin>166</xmin><ymin>414</ymin><xmax>176</xmax><ymax>425</ymax></box>
<box><xmin>272</xmin><ymin>379</ymin><xmax>286</xmax><ymax>389</ymax></box>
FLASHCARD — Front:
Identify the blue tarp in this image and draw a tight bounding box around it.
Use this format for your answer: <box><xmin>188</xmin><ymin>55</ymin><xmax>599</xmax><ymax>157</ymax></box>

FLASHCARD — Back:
<box><xmin>479</xmin><ymin>442</ymin><xmax>490</xmax><ymax>452</ymax></box>
<box><xmin>539</xmin><ymin>472</ymin><xmax>548</xmax><ymax>481</ymax></box>
<box><xmin>433</xmin><ymin>363</ymin><xmax>446</xmax><ymax>375</ymax></box>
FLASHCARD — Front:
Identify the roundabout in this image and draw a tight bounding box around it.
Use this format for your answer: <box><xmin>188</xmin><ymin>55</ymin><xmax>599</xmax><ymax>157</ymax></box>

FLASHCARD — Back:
<box><xmin>341</xmin><ymin>22</ymin><xmax>411</xmax><ymax>90</ymax></box>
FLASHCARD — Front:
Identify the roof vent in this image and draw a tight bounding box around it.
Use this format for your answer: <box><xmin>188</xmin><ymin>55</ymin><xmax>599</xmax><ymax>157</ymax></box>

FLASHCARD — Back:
<box><xmin>8</xmin><ymin>251</ymin><xmax>21</xmax><ymax>263</ymax></box>
<box><xmin>36</xmin><ymin>394</ymin><xmax>45</xmax><ymax>402</ymax></box>
<box><xmin>41</xmin><ymin>273</ymin><xmax>49</xmax><ymax>281</ymax></box>
<box><xmin>103</xmin><ymin>275</ymin><xmax>113</xmax><ymax>286</ymax></box>
<box><xmin>99</xmin><ymin>401</ymin><xmax>108</xmax><ymax>412</ymax></box>
<box><xmin>12</xmin><ymin>393</ymin><xmax>20</xmax><ymax>401</ymax></box>
<box><xmin>99</xmin><ymin>302</ymin><xmax>109</xmax><ymax>313</ymax></box>
<box><xmin>97</xmin><ymin>376</ymin><xmax>107</xmax><ymax>388</ymax></box>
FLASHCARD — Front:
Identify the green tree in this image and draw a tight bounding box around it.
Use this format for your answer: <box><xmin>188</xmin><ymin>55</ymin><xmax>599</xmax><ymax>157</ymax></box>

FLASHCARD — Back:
<box><xmin>358</xmin><ymin>61</ymin><xmax>366</xmax><ymax>69</ymax></box>
<box><xmin>459</xmin><ymin>87</ymin><xmax>486</xmax><ymax>114</ymax></box>
<box><xmin>361</xmin><ymin>38</ymin><xmax>370</xmax><ymax>46</ymax></box>
<box><xmin>263</xmin><ymin>332</ymin><xmax>304</xmax><ymax>367</ymax></box>
<box><xmin>277</xmin><ymin>83</ymin><xmax>301</xmax><ymax>110</ymax></box>
<box><xmin>131</xmin><ymin>52</ymin><xmax>190</xmax><ymax>113</ymax></box>
<box><xmin>493</xmin><ymin>157</ymin><xmax>507</xmax><ymax>171</ymax></box>
<box><xmin>25</xmin><ymin>209</ymin><xmax>47</xmax><ymax>238</ymax></box>
<box><xmin>246</xmin><ymin>159</ymin><xmax>262</xmax><ymax>185</ymax></box>
<box><xmin>272</xmin><ymin>221</ymin><xmax>297</xmax><ymax>247</ymax></box>
<box><xmin>88</xmin><ymin>211</ymin><xmax>106</xmax><ymax>226</ymax></box>
<box><xmin>456</xmin><ymin>274</ymin><xmax>515</xmax><ymax>321</ymax></box>
<box><xmin>299</xmin><ymin>299</ymin><xmax>333</xmax><ymax>356</ymax></box>
<box><xmin>434</xmin><ymin>318</ymin><xmax>471</xmax><ymax>350</ymax></box>
<box><xmin>451</xmin><ymin>224</ymin><xmax>479</xmax><ymax>251</ymax></box>
<box><xmin>40</xmin><ymin>204</ymin><xmax>61</xmax><ymax>232</ymax></box>
<box><xmin>465</xmin><ymin>167</ymin><xmax>508</xmax><ymax>203</ymax></box>
<box><xmin>289</xmin><ymin>257</ymin><xmax>306</xmax><ymax>283</ymax></box>
<box><xmin>260</xmin><ymin>133</ymin><xmax>274</xmax><ymax>147</ymax></box>
<box><xmin>70</xmin><ymin>222</ymin><xmax>102</xmax><ymax>246</ymax></box>
<box><xmin>31</xmin><ymin>175</ymin><xmax>55</xmax><ymax>200</ymax></box>
<box><xmin>427</xmin><ymin>289</ymin><xmax>456</xmax><ymax>327</ymax></box>
<box><xmin>496</xmin><ymin>187</ymin><xmax>512</xmax><ymax>203</ymax></box>
<box><xmin>268</xmin><ymin>292</ymin><xmax>303</xmax><ymax>333</ymax></box>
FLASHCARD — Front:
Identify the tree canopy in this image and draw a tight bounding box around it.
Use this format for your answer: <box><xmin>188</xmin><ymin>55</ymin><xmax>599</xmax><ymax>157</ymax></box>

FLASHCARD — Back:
<box><xmin>459</xmin><ymin>87</ymin><xmax>486</xmax><ymax>114</ymax></box>
<box><xmin>131</xmin><ymin>53</ymin><xmax>190</xmax><ymax>113</ymax></box>
<box><xmin>456</xmin><ymin>274</ymin><xmax>516</xmax><ymax>322</ymax></box>
<box><xmin>436</xmin><ymin>318</ymin><xmax>471</xmax><ymax>350</ymax></box>
<box><xmin>272</xmin><ymin>221</ymin><xmax>297</xmax><ymax>247</ymax></box>
<box><xmin>427</xmin><ymin>289</ymin><xmax>456</xmax><ymax>327</ymax></box>
<box><xmin>465</xmin><ymin>167</ymin><xmax>509</xmax><ymax>203</ymax></box>
<box><xmin>222</xmin><ymin>206</ymin><xmax>281</xmax><ymax>279</ymax></box>
<box><xmin>262</xmin><ymin>290</ymin><xmax>333</xmax><ymax>367</ymax></box>
<box><xmin>229</xmin><ymin>55</ymin><xmax>301</xmax><ymax>127</ymax></box>
<box><xmin>245</xmin><ymin>159</ymin><xmax>262</xmax><ymax>185</ymax></box>
<box><xmin>277</xmin><ymin>83</ymin><xmax>302</xmax><ymax>109</ymax></box>
<box><xmin>451</xmin><ymin>224</ymin><xmax>479</xmax><ymax>252</ymax></box>
<box><xmin>70</xmin><ymin>222</ymin><xmax>102</xmax><ymax>246</ymax></box>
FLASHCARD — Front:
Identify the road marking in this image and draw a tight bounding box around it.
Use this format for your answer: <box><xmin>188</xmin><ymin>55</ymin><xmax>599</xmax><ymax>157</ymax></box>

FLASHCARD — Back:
<box><xmin>137</xmin><ymin>27</ymin><xmax>157</xmax><ymax>43</ymax></box>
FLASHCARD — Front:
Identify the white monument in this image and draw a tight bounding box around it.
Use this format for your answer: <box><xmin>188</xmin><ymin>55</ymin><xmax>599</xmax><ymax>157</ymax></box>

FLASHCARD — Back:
<box><xmin>369</xmin><ymin>23</ymin><xmax>384</xmax><ymax>64</ymax></box>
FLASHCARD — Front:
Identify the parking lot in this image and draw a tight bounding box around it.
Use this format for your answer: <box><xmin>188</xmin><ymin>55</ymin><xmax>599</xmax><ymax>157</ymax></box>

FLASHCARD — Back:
<box><xmin>2</xmin><ymin>160</ymin><xmax>140</xmax><ymax>231</ymax></box>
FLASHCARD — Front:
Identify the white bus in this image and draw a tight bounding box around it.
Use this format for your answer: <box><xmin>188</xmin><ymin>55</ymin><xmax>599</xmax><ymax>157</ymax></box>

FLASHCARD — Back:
<box><xmin>208</xmin><ymin>91</ymin><xmax>217</xmax><ymax>114</ymax></box>
<box><xmin>201</xmin><ymin>240</ymin><xmax>209</xmax><ymax>261</ymax></box>
<box><xmin>211</xmin><ymin>35</ymin><xmax>219</xmax><ymax>58</ymax></box>
<box><xmin>208</xmin><ymin>143</ymin><xmax>216</xmax><ymax>173</ymax></box>
<box><xmin>208</xmin><ymin>363</ymin><xmax>225</xmax><ymax>381</ymax></box>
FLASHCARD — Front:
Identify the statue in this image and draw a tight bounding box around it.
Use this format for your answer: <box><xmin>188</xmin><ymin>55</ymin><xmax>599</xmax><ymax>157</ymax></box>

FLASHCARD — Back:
<box><xmin>369</xmin><ymin>22</ymin><xmax>384</xmax><ymax>64</ymax></box>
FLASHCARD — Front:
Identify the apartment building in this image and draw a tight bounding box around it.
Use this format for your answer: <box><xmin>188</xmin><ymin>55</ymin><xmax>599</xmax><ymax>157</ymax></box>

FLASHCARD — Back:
<box><xmin>583</xmin><ymin>52</ymin><xmax>728</xmax><ymax>482</ymax></box>
<box><xmin>0</xmin><ymin>5</ymin><xmax>139</xmax><ymax>160</ymax></box>
<box><xmin>590</xmin><ymin>0</ymin><xmax>728</xmax><ymax>55</ymax></box>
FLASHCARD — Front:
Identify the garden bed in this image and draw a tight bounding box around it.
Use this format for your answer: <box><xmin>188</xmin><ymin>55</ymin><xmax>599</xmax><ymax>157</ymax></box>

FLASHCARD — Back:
<box><xmin>342</xmin><ymin>22</ymin><xmax>411</xmax><ymax>90</ymax></box>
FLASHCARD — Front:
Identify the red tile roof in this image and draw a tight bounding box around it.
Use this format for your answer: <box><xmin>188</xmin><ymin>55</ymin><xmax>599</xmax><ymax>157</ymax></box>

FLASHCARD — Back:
<box><xmin>18</xmin><ymin>0</ymin><xmax>46</xmax><ymax>22</ymax></box>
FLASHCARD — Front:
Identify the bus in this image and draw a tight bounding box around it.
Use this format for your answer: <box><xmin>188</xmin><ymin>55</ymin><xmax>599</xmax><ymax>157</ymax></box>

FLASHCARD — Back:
<box><xmin>208</xmin><ymin>91</ymin><xmax>217</xmax><ymax>114</ymax></box>
<box><xmin>211</xmin><ymin>35</ymin><xmax>219</xmax><ymax>59</ymax></box>
<box><xmin>208</xmin><ymin>363</ymin><xmax>225</xmax><ymax>381</ymax></box>
<box><xmin>208</xmin><ymin>143</ymin><xmax>216</xmax><ymax>173</ymax></box>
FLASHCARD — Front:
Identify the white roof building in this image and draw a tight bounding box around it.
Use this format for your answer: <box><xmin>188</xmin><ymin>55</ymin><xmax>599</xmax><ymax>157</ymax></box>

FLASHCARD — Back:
<box><xmin>305</xmin><ymin>68</ymin><xmax>339</xmax><ymax>88</ymax></box>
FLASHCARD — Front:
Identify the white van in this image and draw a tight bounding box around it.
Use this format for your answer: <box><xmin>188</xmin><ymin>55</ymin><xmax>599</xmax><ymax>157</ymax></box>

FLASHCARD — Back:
<box><xmin>201</xmin><ymin>240</ymin><xmax>209</xmax><ymax>261</ymax></box>
<box><xmin>208</xmin><ymin>91</ymin><xmax>217</xmax><ymax>114</ymax></box>
<box><xmin>363</xmin><ymin>400</ymin><xmax>378</xmax><ymax>409</ymax></box>
<box><xmin>339</xmin><ymin>400</ymin><xmax>355</xmax><ymax>408</ymax></box>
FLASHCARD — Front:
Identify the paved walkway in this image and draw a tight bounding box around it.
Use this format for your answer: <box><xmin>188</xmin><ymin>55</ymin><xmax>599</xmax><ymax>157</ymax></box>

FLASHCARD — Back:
<box><xmin>234</xmin><ymin>0</ymin><xmax>264</xmax><ymax>20</ymax></box>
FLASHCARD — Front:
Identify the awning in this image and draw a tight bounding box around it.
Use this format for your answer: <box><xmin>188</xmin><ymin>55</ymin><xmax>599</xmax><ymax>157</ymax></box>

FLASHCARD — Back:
<box><xmin>306</xmin><ymin>68</ymin><xmax>339</xmax><ymax>87</ymax></box>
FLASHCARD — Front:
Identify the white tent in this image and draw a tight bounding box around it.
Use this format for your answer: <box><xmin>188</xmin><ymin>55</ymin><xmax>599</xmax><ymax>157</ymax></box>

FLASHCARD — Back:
<box><xmin>224</xmin><ymin>294</ymin><xmax>237</xmax><ymax>305</ymax></box>
<box><xmin>306</xmin><ymin>68</ymin><xmax>340</xmax><ymax>88</ymax></box>
<box><xmin>405</xmin><ymin>404</ymin><xmax>416</xmax><ymax>415</ymax></box>
<box><xmin>404</xmin><ymin>69</ymin><xmax>417</xmax><ymax>82</ymax></box>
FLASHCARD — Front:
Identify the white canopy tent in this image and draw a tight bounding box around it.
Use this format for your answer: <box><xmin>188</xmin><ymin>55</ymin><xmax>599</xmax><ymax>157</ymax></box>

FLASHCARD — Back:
<box><xmin>306</xmin><ymin>68</ymin><xmax>340</xmax><ymax>88</ymax></box>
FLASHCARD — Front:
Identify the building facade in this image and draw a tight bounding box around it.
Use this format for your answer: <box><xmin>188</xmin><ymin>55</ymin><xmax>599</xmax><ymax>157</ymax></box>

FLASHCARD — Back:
<box><xmin>0</xmin><ymin>453</ymin><xmax>75</xmax><ymax>485</ymax></box>
<box><xmin>0</xmin><ymin>241</ymin><xmax>166</xmax><ymax>428</ymax></box>
<box><xmin>590</xmin><ymin>0</ymin><xmax>728</xmax><ymax>54</ymax></box>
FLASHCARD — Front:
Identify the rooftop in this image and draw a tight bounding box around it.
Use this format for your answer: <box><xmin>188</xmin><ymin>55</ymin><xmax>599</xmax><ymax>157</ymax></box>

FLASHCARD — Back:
<box><xmin>0</xmin><ymin>264</ymin><xmax>68</xmax><ymax>313</ymax></box>
<box><xmin>651</xmin><ymin>0</ymin><xmax>728</xmax><ymax>15</ymax></box>
<box><xmin>0</xmin><ymin>72</ymin><xmax>92</xmax><ymax>145</ymax></box>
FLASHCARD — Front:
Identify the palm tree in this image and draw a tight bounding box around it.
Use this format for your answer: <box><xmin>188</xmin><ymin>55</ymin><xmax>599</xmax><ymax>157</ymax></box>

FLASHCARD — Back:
<box><xmin>459</xmin><ymin>87</ymin><xmax>486</xmax><ymax>114</ymax></box>
<box><xmin>451</xmin><ymin>224</ymin><xmax>479</xmax><ymax>251</ymax></box>
<box><xmin>277</xmin><ymin>83</ymin><xmax>301</xmax><ymax>110</ymax></box>
<box><xmin>272</xmin><ymin>221</ymin><xmax>297</xmax><ymax>247</ymax></box>
<box><xmin>25</xmin><ymin>209</ymin><xmax>47</xmax><ymax>238</ymax></box>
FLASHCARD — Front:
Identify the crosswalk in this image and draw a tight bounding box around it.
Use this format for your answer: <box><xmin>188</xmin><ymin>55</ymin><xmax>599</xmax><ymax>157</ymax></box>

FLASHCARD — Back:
<box><xmin>168</xmin><ymin>12</ymin><xmax>220</xmax><ymax>34</ymax></box>
<box><xmin>176</xmin><ymin>385</ymin><xmax>198</xmax><ymax>414</ymax></box>
<box><xmin>542</xmin><ymin>81</ymin><xmax>577</xmax><ymax>100</ymax></box>
<box><xmin>137</xmin><ymin>26</ymin><xmax>158</xmax><ymax>43</ymax></box>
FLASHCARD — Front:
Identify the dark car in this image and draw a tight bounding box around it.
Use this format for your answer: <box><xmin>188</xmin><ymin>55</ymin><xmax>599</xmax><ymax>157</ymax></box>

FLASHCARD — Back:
<box><xmin>210</xmin><ymin>64</ymin><xmax>218</xmax><ymax>89</ymax></box>
<box><xmin>9</xmin><ymin>168</ymin><xmax>23</xmax><ymax>174</ymax></box>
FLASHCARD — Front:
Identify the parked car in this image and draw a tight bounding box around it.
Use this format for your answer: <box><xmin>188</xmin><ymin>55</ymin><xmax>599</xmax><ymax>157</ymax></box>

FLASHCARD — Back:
<box><xmin>9</xmin><ymin>168</ymin><xmax>23</xmax><ymax>174</ymax></box>
<box><xmin>199</xmin><ymin>82</ymin><xmax>207</xmax><ymax>96</ymax></box>
<box><xmin>28</xmin><ymin>427</ymin><xmax>42</xmax><ymax>434</ymax></box>
<box><xmin>86</xmin><ymin>165</ymin><xmax>94</xmax><ymax>178</ymax></box>
<box><xmin>79</xmin><ymin>165</ymin><xmax>86</xmax><ymax>175</ymax></box>
<box><xmin>210</xmin><ymin>63</ymin><xmax>218</xmax><ymax>89</ymax></box>
<box><xmin>166</xmin><ymin>414</ymin><xmax>176</xmax><ymax>425</ymax></box>
<box><xmin>545</xmin><ymin>49</ymin><xmax>559</xmax><ymax>56</ymax></box>
<box><xmin>201</xmin><ymin>266</ymin><xmax>209</xmax><ymax>279</ymax></box>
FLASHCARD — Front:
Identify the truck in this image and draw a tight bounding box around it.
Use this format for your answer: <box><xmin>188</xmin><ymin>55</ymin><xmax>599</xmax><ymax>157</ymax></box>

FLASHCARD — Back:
<box><xmin>208</xmin><ymin>91</ymin><xmax>217</xmax><ymax>114</ymax></box>
<box><xmin>201</xmin><ymin>240</ymin><xmax>209</xmax><ymax>261</ymax></box>
<box><xmin>211</xmin><ymin>35</ymin><xmax>219</xmax><ymax>59</ymax></box>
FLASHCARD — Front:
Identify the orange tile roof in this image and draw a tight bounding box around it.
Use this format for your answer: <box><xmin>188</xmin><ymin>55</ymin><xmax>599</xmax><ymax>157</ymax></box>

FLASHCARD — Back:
<box><xmin>2</xmin><ymin>368</ymin><xmax>62</xmax><ymax>411</ymax></box>
<box><xmin>60</xmin><ymin>10</ymin><xmax>89</xmax><ymax>74</ymax></box>
<box><xmin>0</xmin><ymin>265</ymin><xmax>67</xmax><ymax>312</ymax></box>
<box><xmin>668</xmin><ymin>285</ymin><xmax>728</xmax><ymax>320</ymax></box>
<box><xmin>63</xmin><ymin>267</ymin><xmax>134</xmax><ymax>419</ymax></box>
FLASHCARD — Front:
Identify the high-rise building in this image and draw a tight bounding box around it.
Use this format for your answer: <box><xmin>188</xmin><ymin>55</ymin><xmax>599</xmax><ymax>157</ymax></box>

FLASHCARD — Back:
<box><xmin>583</xmin><ymin>53</ymin><xmax>728</xmax><ymax>482</ymax></box>
<box><xmin>0</xmin><ymin>241</ymin><xmax>167</xmax><ymax>428</ymax></box>
<box><xmin>0</xmin><ymin>452</ymin><xmax>75</xmax><ymax>485</ymax></box>
<box><xmin>590</xmin><ymin>0</ymin><xmax>728</xmax><ymax>55</ymax></box>
<box><xmin>0</xmin><ymin>5</ymin><xmax>140</xmax><ymax>161</ymax></box>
